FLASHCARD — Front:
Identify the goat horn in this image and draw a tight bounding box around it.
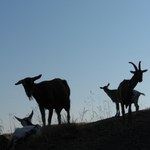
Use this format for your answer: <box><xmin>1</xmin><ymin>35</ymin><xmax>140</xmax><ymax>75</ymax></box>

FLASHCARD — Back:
<box><xmin>14</xmin><ymin>116</ymin><xmax>22</xmax><ymax>122</ymax></box>
<box><xmin>138</xmin><ymin>61</ymin><xmax>148</xmax><ymax>73</ymax></box>
<box><xmin>29</xmin><ymin>110</ymin><xmax>33</xmax><ymax>119</ymax></box>
<box><xmin>129</xmin><ymin>62</ymin><xmax>138</xmax><ymax>71</ymax></box>
<box><xmin>138</xmin><ymin>61</ymin><xmax>141</xmax><ymax>70</ymax></box>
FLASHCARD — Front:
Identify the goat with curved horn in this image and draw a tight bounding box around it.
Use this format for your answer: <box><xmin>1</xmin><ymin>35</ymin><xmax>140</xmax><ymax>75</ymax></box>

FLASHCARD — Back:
<box><xmin>117</xmin><ymin>61</ymin><xmax>147</xmax><ymax>122</ymax></box>
<box><xmin>15</xmin><ymin>74</ymin><xmax>71</xmax><ymax>126</ymax></box>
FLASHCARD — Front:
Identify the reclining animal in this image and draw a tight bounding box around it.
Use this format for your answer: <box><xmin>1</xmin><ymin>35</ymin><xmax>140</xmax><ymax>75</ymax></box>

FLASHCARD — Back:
<box><xmin>7</xmin><ymin>111</ymin><xmax>41</xmax><ymax>149</ymax></box>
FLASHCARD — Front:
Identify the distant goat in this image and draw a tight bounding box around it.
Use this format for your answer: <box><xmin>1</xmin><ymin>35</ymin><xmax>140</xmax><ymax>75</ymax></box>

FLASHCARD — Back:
<box><xmin>100</xmin><ymin>83</ymin><xmax>145</xmax><ymax>116</ymax></box>
<box><xmin>7</xmin><ymin>111</ymin><xmax>41</xmax><ymax>150</ymax></box>
<box><xmin>100</xmin><ymin>83</ymin><xmax>120</xmax><ymax>116</ymax></box>
<box><xmin>15</xmin><ymin>74</ymin><xmax>71</xmax><ymax>126</ymax></box>
<box><xmin>117</xmin><ymin>61</ymin><xmax>147</xmax><ymax>121</ymax></box>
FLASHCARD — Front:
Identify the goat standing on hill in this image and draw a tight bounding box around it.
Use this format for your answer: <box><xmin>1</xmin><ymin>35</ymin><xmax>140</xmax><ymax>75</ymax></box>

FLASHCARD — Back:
<box><xmin>100</xmin><ymin>83</ymin><xmax>120</xmax><ymax>117</ymax></box>
<box><xmin>15</xmin><ymin>74</ymin><xmax>71</xmax><ymax>126</ymax></box>
<box><xmin>100</xmin><ymin>83</ymin><xmax>145</xmax><ymax>117</ymax></box>
<box><xmin>117</xmin><ymin>61</ymin><xmax>147</xmax><ymax>122</ymax></box>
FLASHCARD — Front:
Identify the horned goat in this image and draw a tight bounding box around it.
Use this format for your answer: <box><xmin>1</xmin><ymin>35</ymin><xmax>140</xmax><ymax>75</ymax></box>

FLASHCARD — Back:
<box><xmin>15</xmin><ymin>74</ymin><xmax>71</xmax><ymax>126</ymax></box>
<box><xmin>100</xmin><ymin>83</ymin><xmax>145</xmax><ymax>117</ymax></box>
<box><xmin>117</xmin><ymin>61</ymin><xmax>147</xmax><ymax>122</ymax></box>
<box><xmin>7</xmin><ymin>111</ymin><xmax>41</xmax><ymax>150</ymax></box>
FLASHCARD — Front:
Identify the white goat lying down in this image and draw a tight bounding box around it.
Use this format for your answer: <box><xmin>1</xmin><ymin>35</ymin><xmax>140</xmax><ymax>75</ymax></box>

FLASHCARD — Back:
<box><xmin>7</xmin><ymin>111</ymin><xmax>41</xmax><ymax>149</ymax></box>
<box><xmin>100</xmin><ymin>83</ymin><xmax>145</xmax><ymax>116</ymax></box>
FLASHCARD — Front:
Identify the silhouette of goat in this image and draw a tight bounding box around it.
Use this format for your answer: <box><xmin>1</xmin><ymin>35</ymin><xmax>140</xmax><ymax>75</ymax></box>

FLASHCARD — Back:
<box><xmin>117</xmin><ymin>61</ymin><xmax>147</xmax><ymax>121</ymax></box>
<box><xmin>15</xmin><ymin>74</ymin><xmax>71</xmax><ymax>126</ymax></box>
<box><xmin>100</xmin><ymin>83</ymin><xmax>120</xmax><ymax>116</ymax></box>
<box><xmin>100</xmin><ymin>83</ymin><xmax>145</xmax><ymax>117</ymax></box>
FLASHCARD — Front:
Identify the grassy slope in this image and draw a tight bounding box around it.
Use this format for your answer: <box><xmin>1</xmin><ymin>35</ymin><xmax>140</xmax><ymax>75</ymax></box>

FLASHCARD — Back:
<box><xmin>1</xmin><ymin>109</ymin><xmax>150</xmax><ymax>150</ymax></box>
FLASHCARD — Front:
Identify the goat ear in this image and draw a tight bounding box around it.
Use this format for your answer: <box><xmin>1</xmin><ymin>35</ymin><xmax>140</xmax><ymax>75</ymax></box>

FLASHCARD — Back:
<box><xmin>28</xmin><ymin>110</ymin><xmax>33</xmax><ymax>120</ymax></box>
<box><xmin>14</xmin><ymin>116</ymin><xmax>22</xmax><ymax>122</ymax></box>
<box><xmin>33</xmin><ymin>74</ymin><xmax>42</xmax><ymax>81</ymax></box>
<box><xmin>142</xmin><ymin>69</ymin><xmax>148</xmax><ymax>73</ymax></box>
<box><xmin>130</xmin><ymin>71</ymin><xmax>135</xmax><ymax>74</ymax></box>
<box><xmin>100</xmin><ymin>87</ymin><xmax>103</xmax><ymax>89</ymax></box>
<box><xmin>15</xmin><ymin>80</ymin><xmax>22</xmax><ymax>85</ymax></box>
<box><xmin>138</xmin><ymin>61</ymin><xmax>141</xmax><ymax>70</ymax></box>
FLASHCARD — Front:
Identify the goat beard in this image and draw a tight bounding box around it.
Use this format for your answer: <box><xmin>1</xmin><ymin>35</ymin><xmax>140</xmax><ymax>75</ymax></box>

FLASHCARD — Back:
<box><xmin>28</xmin><ymin>96</ymin><xmax>33</xmax><ymax>100</ymax></box>
<box><xmin>26</xmin><ymin>93</ymin><xmax>33</xmax><ymax>100</ymax></box>
<box><xmin>24</xmin><ymin>89</ymin><xmax>33</xmax><ymax>101</ymax></box>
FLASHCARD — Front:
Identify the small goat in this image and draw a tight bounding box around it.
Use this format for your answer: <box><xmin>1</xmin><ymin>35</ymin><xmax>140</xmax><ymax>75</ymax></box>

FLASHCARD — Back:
<box><xmin>15</xmin><ymin>74</ymin><xmax>71</xmax><ymax>126</ymax></box>
<box><xmin>7</xmin><ymin>111</ymin><xmax>41</xmax><ymax>150</ymax></box>
<box><xmin>100</xmin><ymin>83</ymin><xmax>145</xmax><ymax>117</ymax></box>
<box><xmin>117</xmin><ymin>61</ymin><xmax>147</xmax><ymax>122</ymax></box>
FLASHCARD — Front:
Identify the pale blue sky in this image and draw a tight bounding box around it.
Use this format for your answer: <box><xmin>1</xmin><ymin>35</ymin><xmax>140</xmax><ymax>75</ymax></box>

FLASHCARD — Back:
<box><xmin>0</xmin><ymin>1</ymin><xmax>150</xmax><ymax>132</ymax></box>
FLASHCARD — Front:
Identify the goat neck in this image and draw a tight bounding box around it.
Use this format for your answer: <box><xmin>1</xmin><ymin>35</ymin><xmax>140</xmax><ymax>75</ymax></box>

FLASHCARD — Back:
<box><xmin>129</xmin><ymin>72</ymin><xmax>141</xmax><ymax>89</ymax></box>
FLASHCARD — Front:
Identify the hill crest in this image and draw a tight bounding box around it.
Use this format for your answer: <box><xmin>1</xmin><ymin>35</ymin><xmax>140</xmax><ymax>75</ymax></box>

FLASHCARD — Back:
<box><xmin>1</xmin><ymin>109</ymin><xmax>150</xmax><ymax>150</ymax></box>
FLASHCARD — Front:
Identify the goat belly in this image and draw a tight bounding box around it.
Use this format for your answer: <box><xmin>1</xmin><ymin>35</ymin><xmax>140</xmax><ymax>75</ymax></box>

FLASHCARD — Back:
<box><xmin>122</xmin><ymin>94</ymin><xmax>132</xmax><ymax>108</ymax></box>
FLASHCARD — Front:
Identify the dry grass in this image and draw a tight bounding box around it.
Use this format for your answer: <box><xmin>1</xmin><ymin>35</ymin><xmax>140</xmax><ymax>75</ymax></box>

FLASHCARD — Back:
<box><xmin>1</xmin><ymin>109</ymin><xmax>150</xmax><ymax>150</ymax></box>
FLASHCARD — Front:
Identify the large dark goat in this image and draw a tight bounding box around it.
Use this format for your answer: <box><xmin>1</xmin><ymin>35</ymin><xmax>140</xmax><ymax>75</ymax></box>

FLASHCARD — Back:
<box><xmin>117</xmin><ymin>61</ymin><xmax>147</xmax><ymax>122</ymax></box>
<box><xmin>15</xmin><ymin>74</ymin><xmax>71</xmax><ymax>126</ymax></box>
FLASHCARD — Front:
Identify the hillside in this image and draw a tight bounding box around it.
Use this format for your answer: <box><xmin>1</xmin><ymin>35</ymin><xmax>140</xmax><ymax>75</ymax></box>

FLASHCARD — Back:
<box><xmin>1</xmin><ymin>109</ymin><xmax>150</xmax><ymax>150</ymax></box>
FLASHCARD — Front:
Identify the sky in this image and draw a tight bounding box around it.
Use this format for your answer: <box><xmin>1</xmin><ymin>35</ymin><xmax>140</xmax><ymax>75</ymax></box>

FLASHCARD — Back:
<box><xmin>0</xmin><ymin>0</ymin><xmax>150</xmax><ymax>133</ymax></box>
